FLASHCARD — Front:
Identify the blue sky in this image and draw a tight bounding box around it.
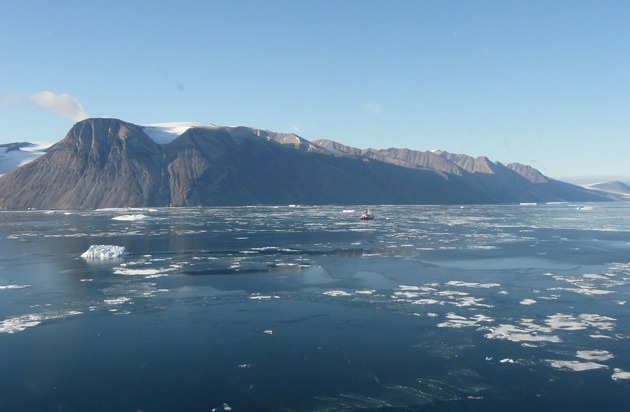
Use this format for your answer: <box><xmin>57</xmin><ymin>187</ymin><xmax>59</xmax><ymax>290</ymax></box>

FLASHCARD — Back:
<box><xmin>2</xmin><ymin>0</ymin><xmax>629</xmax><ymax>179</ymax></box>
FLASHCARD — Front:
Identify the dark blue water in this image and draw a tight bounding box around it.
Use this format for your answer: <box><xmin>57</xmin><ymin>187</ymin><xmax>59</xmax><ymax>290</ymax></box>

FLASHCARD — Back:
<box><xmin>1</xmin><ymin>204</ymin><xmax>629</xmax><ymax>411</ymax></box>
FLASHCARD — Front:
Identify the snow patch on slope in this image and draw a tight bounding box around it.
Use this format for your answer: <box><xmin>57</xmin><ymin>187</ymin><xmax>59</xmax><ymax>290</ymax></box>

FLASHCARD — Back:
<box><xmin>142</xmin><ymin>122</ymin><xmax>220</xmax><ymax>144</ymax></box>
<box><xmin>0</xmin><ymin>142</ymin><xmax>52</xmax><ymax>176</ymax></box>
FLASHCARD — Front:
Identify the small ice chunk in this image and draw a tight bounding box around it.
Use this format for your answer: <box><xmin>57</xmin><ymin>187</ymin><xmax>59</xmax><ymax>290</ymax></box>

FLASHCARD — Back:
<box><xmin>520</xmin><ymin>299</ymin><xmax>537</xmax><ymax>305</ymax></box>
<box><xmin>81</xmin><ymin>245</ymin><xmax>126</xmax><ymax>259</ymax></box>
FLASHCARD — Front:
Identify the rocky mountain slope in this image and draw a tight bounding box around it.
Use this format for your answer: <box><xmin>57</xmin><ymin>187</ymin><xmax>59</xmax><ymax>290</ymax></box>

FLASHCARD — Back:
<box><xmin>0</xmin><ymin>118</ymin><xmax>614</xmax><ymax>209</ymax></box>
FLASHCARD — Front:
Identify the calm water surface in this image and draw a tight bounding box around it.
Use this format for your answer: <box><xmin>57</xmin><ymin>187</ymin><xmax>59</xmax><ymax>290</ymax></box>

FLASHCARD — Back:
<box><xmin>1</xmin><ymin>204</ymin><xmax>629</xmax><ymax>411</ymax></box>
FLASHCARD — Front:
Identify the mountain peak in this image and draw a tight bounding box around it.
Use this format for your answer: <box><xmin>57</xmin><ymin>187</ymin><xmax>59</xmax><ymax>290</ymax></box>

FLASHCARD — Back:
<box><xmin>0</xmin><ymin>118</ymin><xmax>616</xmax><ymax>208</ymax></box>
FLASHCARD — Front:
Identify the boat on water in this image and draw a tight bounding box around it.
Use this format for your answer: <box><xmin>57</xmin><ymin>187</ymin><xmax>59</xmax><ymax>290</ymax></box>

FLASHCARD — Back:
<box><xmin>359</xmin><ymin>210</ymin><xmax>374</xmax><ymax>220</ymax></box>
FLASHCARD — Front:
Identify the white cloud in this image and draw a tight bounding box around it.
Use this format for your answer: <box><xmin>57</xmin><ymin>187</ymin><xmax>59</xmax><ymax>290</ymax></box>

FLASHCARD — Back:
<box><xmin>362</xmin><ymin>102</ymin><xmax>383</xmax><ymax>114</ymax></box>
<box><xmin>29</xmin><ymin>91</ymin><xmax>88</xmax><ymax>121</ymax></box>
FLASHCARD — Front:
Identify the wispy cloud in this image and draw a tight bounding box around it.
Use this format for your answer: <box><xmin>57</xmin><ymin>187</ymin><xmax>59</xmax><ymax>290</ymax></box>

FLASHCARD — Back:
<box><xmin>0</xmin><ymin>93</ymin><xmax>24</xmax><ymax>104</ymax></box>
<box><xmin>362</xmin><ymin>102</ymin><xmax>383</xmax><ymax>114</ymax></box>
<box><xmin>2</xmin><ymin>91</ymin><xmax>88</xmax><ymax>122</ymax></box>
<box><xmin>30</xmin><ymin>91</ymin><xmax>88</xmax><ymax>121</ymax></box>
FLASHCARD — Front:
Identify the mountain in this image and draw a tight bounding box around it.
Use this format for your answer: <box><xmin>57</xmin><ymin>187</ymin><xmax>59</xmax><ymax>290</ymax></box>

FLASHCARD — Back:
<box><xmin>0</xmin><ymin>142</ymin><xmax>51</xmax><ymax>176</ymax></box>
<box><xmin>0</xmin><ymin>118</ymin><xmax>616</xmax><ymax>209</ymax></box>
<box><xmin>586</xmin><ymin>181</ymin><xmax>630</xmax><ymax>197</ymax></box>
<box><xmin>312</xmin><ymin>141</ymin><xmax>609</xmax><ymax>204</ymax></box>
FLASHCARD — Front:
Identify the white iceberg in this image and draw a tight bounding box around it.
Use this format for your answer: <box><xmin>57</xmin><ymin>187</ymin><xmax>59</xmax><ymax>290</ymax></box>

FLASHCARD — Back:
<box><xmin>81</xmin><ymin>245</ymin><xmax>126</xmax><ymax>259</ymax></box>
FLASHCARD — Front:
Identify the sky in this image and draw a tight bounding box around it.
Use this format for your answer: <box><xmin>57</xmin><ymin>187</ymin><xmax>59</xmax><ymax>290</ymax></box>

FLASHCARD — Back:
<box><xmin>1</xmin><ymin>0</ymin><xmax>629</xmax><ymax>180</ymax></box>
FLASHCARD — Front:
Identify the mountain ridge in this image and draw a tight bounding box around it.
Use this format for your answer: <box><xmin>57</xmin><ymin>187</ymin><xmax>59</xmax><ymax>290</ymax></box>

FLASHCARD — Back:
<box><xmin>0</xmin><ymin>118</ymin><xmax>617</xmax><ymax>209</ymax></box>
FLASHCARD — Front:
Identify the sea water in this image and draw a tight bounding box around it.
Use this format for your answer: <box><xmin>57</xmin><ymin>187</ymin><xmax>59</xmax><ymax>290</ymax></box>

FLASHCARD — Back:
<box><xmin>0</xmin><ymin>204</ymin><xmax>629</xmax><ymax>411</ymax></box>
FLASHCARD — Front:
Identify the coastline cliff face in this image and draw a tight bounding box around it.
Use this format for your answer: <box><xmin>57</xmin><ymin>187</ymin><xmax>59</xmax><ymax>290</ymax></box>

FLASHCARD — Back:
<box><xmin>0</xmin><ymin>118</ymin><xmax>613</xmax><ymax>209</ymax></box>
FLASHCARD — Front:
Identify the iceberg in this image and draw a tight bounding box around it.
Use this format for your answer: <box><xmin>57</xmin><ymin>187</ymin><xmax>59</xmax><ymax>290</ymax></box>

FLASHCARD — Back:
<box><xmin>81</xmin><ymin>245</ymin><xmax>126</xmax><ymax>259</ymax></box>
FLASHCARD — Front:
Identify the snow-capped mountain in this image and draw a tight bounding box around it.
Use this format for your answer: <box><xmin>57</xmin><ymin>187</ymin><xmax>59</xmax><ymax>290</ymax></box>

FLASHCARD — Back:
<box><xmin>586</xmin><ymin>181</ymin><xmax>630</xmax><ymax>198</ymax></box>
<box><xmin>0</xmin><ymin>118</ymin><xmax>616</xmax><ymax>209</ymax></box>
<box><xmin>0</xmin><ymin>142</ymin><xmax>52</xmax><ymax>176</ymax></box>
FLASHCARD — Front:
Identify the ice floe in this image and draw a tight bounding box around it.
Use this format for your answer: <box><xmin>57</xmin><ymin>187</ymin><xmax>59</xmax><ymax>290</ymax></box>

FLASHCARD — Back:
<box><xmin>249</xmin><ymin>294</ymin><xmax>280</xmax><ymax>300</ymax></box>
<box><xmin>520</xmin><ymin>299</ymin><xmax>537</xmax><ymax>305</ymax></box>
<box><xmin>484</xmin><ymin>322</ymin><xmax>561</xmax><ymax>344</ymax></box>
<box><xmin>210</xmin><ymin>402</ymin><xmax>233</xmax><ymax>412</ymax></box>
<box><xmin>411</xmin><ymin>299</ymin><xmax>441</xmax><ymax>305</ymax></box>
<box><xmin>546</xmin><ymin>313</ymin><xmax>616</xmax><ymax>331</ymax></box>
<box><xmin>576</xmin><ymin>350</ymin><xmax>614</xmax><ymax>361</ymax></box>
<box><xmin>0</xmin><ymin>310</ymin><xmax>82</xmax><ymax>334</ymax></box>
<box><xmin>547</xmin><ymin>360</ymin><xmax>608</xmax><ymax>372</ymax></box>
<box><xmin>104</xmin><ymin>297</ymin><xmax>132</xmax><ymax>305</ymax></box>
<box><xmin>392</xmin><ymin>284</ymin><xmax>493</xmax><ymax>308</ymax></box>
<box><xmin>445</xmin><ymin>281</ymin><xmax>501</xmax><ymax>288</ymax></box>
<box><xmin>612</xmin><ymin>368</ymin><xmax>630</xmax><ymax>380</ymax></box>
<box><xmin>111</xmin><ymin>214</ymin><xmax>154</xmax><ymax>221</ymax></box>
<box><xmin>81</xmin><ymin>245</ymin><xmax>126</xmax><ymax>259</ymax></box>
<box><xmin>437</xmin><ymin>313</ymin><xmax>494</xmax><ymax>328</ymax></box>
<box><xmin>0</xmin><ymin>284</ymin><xmax>30</xmax><ymax>290</ymax></box>
<box><xmin>113</xmin><ymin>266</ymin><xmax>177</xmax><ymax>278</ymax></box>
<box><xmin>323</xmin><ymin>290</ymin><xmax>353</xmax><ymax>297</ymax></box>
<box><xmin>546</xmin><ymin>269</ymin><xmax>629</xmax><ymax>296</ymax></box>
<box><xmin>589</xmin><ymin>334</ymin><xmax>613</xmax><ymax>339</ymax></box>
<box><xmin>483</xmin><ymin>312</ymin><xmax>618</xmax><ymax>345</ymax></box>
